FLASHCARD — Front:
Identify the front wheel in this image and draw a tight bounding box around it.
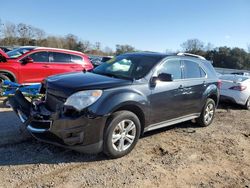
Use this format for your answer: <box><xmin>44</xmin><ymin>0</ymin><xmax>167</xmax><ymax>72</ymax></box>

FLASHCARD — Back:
<box><xmin>196</xmin><ymin>98</ymin><xmax>216</xmax><ymax>127</ymax></box>
<box><xmin>0</xmin><ymin>74</ymin><xmax>10</xmax><ymax>84</ymax></box>
<box><xmin>245</xmin><ymin>97</ymin><xmax>250</xmax><ymax>110</ymax></box>
<box><xmin>103</xmin><ymin>111</ymin><xmax>141</xmax><ymax>159</ymax></box>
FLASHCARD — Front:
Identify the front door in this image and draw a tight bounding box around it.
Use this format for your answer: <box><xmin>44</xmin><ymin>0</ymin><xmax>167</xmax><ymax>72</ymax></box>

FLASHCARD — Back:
<box><xmin>19</xmin><ymin>51</ymin><xmax>50</xmax><ymax>84</ymax></box>
<box><xmin>149</xmin><ymin>58</ymin><xmax>186</xmax><ymax>124</ymax></box>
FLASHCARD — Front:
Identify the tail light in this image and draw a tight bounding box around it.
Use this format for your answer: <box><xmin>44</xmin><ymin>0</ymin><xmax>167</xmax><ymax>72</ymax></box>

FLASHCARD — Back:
<box><xmin>218</xmin><ymin>80</ymin><xmax>222</xmax><ymax>89</ymax></box>
<box><xmin>229</xmin><ymin>85</ymin><xmax>247</xmax><ymax>91</ymax></box>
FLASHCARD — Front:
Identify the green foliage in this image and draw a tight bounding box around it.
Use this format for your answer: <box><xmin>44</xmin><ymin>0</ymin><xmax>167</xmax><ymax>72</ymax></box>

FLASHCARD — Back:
<box><xmin>181</xmin><ymin>39</ymin><xmax>250</xmax><ymax>70</ymax></box>
<box><xmin>115</xmin><ymin>44</ymin><xmax>136</xmax><ymax>55</ymax></box>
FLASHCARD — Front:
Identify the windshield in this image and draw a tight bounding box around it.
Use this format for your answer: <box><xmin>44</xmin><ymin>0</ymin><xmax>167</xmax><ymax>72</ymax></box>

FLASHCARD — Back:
<box><xmin>7</xmin><ymin>47</ymin><xmax>35</xmax><ymax>58</ymax></box>
<box><xmin>92</xmin><ymin>54</ymin><xmax>163</xmax><ymax>80</ymax></box>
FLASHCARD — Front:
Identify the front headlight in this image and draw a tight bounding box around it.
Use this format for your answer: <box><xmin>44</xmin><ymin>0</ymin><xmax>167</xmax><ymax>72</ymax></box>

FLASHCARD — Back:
<box><xmin>64</xmin><ymin>90</ymin><xmax>102</xmax><ymax>111</ymax></box>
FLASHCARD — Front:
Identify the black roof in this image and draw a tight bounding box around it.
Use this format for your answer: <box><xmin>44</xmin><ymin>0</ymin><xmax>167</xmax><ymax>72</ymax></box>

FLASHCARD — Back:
<box><xmin>122</xmin><ymin>51</ymin><xmax>170</xmax><ymax>59</ymax></box>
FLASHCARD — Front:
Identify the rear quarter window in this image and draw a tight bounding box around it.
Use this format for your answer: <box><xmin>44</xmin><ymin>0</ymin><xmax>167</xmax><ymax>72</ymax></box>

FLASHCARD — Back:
<box><xmin>71</xmin><ymin>55</ymin><xmax>83</xmax><ymax>63</ymax></box>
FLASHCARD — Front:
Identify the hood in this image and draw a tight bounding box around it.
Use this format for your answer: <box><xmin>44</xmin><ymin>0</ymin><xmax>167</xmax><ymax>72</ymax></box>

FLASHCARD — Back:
<box><xmin>46</xmin><ymin>72</ymin><xmax>132</xmax><ymax>98</ymax></box>
<box><xmin>0</xmin><ymin>48</ymin><xmax>9</xmax><ymax>59</ymax></box>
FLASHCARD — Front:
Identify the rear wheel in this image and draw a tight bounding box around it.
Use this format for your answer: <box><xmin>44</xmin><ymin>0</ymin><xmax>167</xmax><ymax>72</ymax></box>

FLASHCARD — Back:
<box><xmin>197</xmin><ymin>98</ymin><xmax>216</xmax><ymax>127</ymax></box>
<box><xmin>103</xmin><ymin>111</ymin><xmax>141</xmax><ymax>159</ymax></box>
<box><xmin>245</xmin><ymin>97</ymin><xmax>250</xmax><ymax>110</ymax></box>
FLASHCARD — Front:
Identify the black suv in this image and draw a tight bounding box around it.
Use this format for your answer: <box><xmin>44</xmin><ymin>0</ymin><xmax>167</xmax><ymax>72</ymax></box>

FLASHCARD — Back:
<box><xmin>10</xmin><ymin>52</ymin><xmax>219</xmax><ymax>158</ymax></box>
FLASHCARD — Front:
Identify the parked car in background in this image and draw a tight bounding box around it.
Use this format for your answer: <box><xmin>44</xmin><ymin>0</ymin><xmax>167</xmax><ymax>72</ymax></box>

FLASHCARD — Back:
<box><xmin>89</xmin><ymin>55</ymin><xmax>113</xmax><ymax>67</ymax></box>
<box><xmin>10</xmin><ymin>52</ymin><xmax>219</xmax><ymax>158</ymax></box>
<box><xmin>0</xmin><ymin>46</ymin><xmax>93</xmax><ymax>84</ymax></box>
<box><xmin>0</xmin><ymin>46</ymin><xmax>12</xmax><ymax>53</ymax></box>
<box><xmin>230</xmin><ymin>72</ymin><xmax>250</xmax><ymax>76</ymax></box>
<box><xmin>219</xmin><ymin>74</ymin><xmax>250</xmax><ymax>109</ymax></box>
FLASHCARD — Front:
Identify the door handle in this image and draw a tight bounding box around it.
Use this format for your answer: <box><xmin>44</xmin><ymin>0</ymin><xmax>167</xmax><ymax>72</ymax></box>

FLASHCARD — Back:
<box><xmin>43</xmin><ymin>65</ymin><xmax>50</xmax><ymax>68</ymax></box>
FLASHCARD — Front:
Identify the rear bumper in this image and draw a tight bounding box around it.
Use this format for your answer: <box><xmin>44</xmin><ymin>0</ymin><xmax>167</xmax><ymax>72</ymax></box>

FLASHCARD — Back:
<box><xmin>9</xmin><ymin>90</ymin><xmax>107</xmax><ymax>154</ymax></box>
<box><xmin>220</xmin><ymin>89</ymin><xmax>248</xmax><ymax>105</ymax></box>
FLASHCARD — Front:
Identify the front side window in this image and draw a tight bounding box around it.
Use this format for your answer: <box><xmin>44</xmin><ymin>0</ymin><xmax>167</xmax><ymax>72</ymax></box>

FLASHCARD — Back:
<box><xmin>51</xmin><ymin>52</ymin><xmax>71</xmax><ymax>63</ymax></box>
<box><xmin>157</xmin><ymin>59</ymin><xmax>182</xmax><ymax>80</ymax></box>
<box><xmin>183</xmin><ymin>60</ymin><xmax>203</xmax><ymax>79</ymax></box>
<box><xmin>28</xmin><ymin>52</ymin><xmax>49</xmax><ymax>62</ymax></box>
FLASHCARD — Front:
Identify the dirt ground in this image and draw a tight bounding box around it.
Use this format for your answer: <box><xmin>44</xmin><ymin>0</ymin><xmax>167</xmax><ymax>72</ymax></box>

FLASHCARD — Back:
<box><xmin>0</xmin><ymin>101</ymin><xmax>249</xmax><ymax>188</ymax></box>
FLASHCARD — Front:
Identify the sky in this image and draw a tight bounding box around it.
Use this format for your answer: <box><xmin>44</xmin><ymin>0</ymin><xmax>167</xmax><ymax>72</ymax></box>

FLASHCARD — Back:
<box><xmin>1</xmin><ymin>0</ymin><xmax>250</xmax><ymax>52</ymax></box>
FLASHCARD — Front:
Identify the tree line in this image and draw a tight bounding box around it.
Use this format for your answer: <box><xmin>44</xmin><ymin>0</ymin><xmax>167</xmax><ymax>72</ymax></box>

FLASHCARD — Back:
<box><xmin>0</xmin><ymin>20</ymin><xmax>249</xmax><ymax>69</ymax></box>
<box><xmin>180</xmin><ymin>39</ymin><xmax>250</xmax><ymax>70</ymax></box>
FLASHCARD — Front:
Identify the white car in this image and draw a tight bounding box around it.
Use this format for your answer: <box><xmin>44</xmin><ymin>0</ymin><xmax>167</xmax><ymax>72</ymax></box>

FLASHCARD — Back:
<box><xmin>220</xmin><ymin>74</ymin><xmax>250</xmax><ymax>109</ymax></box>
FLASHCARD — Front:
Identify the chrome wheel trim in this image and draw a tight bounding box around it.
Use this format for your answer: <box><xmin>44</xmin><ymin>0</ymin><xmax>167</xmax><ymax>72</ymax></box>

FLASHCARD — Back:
<box><xmin>17</xmin><ymin>109</ymin><xmax>28</xmax><ymax>123</ymax></box>
<box><xmin>204</xmin><ymin>103</ymin><xmax>214</xmax><ymax>124</ymax></box>
<box><xmin>112</xmin><ymin>119</ymin><xmax>136</xmax><ymax>152</ymax></box>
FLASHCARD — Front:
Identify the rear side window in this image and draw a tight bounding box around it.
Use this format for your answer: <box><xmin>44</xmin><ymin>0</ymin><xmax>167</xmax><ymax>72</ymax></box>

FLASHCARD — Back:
<box><xmin>51</xmin><ymin>52</ymin><xmax>71</xmax><ymax>63</ymax></box>
<box><xmin>71</xmin><ymin>55</ymin><xmax>83</xmax><ymax>63</ymax></box>
<box><xmin>183</xmin><ymin>60</ymin><xmax>204</xmax><ymax>79</ymax></box>
<box><xmin>158</xmin><ymin>59</ymin><xmax>182</xmax><ymax>80</ymax></box>
<box><xmin>29</xmin><ymin>52</ymin><xmax>49</xmax><ymax>62</ymax></box>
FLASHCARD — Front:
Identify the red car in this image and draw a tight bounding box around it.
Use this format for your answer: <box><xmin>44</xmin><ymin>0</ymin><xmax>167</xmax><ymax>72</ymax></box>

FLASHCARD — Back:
<box><xmin>0</xmin><ymin>46</ymin><xmax>93</xmax><ymax>84</ymax></box>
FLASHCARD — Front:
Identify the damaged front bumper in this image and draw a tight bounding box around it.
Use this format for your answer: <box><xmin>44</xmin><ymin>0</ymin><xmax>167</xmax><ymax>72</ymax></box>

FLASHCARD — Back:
<box><xmin>9</xmin><ymin>90</ymin><xmax>106</xmax><ymax>154</ymax></box>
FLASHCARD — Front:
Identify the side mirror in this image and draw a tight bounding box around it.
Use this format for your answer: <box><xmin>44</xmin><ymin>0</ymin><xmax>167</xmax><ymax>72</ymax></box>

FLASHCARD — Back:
<box><xmin>158</xmin><ymin>73</ymin><xmax>173</xmax><ymax>82</ymax></box>
<box><xmin>21</xmin><ymin>57</ymin><xmax>34</xmax><ymax>64</ymax></box>
<box><xmin>150</xmin><ymin>73</ymin><xmax>173</xmax><ymax>87</ymax></box>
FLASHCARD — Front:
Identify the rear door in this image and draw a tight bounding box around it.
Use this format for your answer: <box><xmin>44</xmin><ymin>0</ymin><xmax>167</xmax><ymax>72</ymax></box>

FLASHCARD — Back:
<box><xmin>180</xmin><ymin>59</ymin><xmax>207</xmax><ymax>115</ymax></box>
<box><xmin>19</xmin><ymin>51</ymin><xmax>50</xmax><ymax>83</ymax></box>
<box><xmin>49</xmin><ymin>52</ymin><xmax>83</xmax><ymax>76</ymax></box>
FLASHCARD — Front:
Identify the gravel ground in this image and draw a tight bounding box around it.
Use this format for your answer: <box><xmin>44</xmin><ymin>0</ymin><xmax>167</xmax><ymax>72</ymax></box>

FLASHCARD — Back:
<box><xmin>0</xmin><ymin>101</ymin><xmax>249</xmax><ymax>188</ymax></box>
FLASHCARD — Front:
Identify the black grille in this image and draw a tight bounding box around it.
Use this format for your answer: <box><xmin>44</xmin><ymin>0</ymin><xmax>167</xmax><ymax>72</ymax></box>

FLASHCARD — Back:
<box><xmin>45</xmin><ymin>92</ymin><xmax>65</xmax><ymax>112</ymax></box>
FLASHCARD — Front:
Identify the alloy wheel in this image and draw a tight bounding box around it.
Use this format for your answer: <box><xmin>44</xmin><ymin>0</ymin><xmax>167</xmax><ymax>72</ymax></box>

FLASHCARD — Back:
<box><xmin>204</xmin><ymin>103</ymin><xmax>214</xmax><ymax>124</ymax></box>
<box><xmin>111</xmin><ymin>119</ymin><xmax>136</xmax><ymax>152</ymax></box>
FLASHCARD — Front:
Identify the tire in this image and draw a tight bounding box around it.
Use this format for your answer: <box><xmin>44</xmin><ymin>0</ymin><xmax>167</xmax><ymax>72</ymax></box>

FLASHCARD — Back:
<box><xmin>0</xmin><ymin>74</ymin><xmax>10</xmax><ymax>84</ymax></box>
<box><xmin>196</xmin><ymin>98</ymin><xmax>216</xmax><ymax>127</ymax></box>
<box><xmin>245</xmin><ymin>97</ymin><xmax>250</xmax><ymax>110</ymax></box>
<box><xmin>103</xmin><ymin>111</ymin><xmax>141</xmax><ymax>159</ymax></box>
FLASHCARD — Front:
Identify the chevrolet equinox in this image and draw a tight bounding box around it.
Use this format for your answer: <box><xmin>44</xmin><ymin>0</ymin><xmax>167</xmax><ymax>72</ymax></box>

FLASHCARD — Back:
<box><xmin>9</xmin><ymin>52</ymin><xmax>220</xmax><ymax>158</ymax></box>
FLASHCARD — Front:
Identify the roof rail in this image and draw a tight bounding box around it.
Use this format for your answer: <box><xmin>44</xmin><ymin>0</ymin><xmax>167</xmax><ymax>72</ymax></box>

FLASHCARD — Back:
<box><xmin>177</xmin><ymin>52</ymin><xmax>206</xmax><ymax>60</ymax></box>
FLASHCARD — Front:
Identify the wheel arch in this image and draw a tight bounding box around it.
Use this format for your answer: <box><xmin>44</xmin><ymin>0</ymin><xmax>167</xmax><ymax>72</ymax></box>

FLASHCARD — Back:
<box><xmin>0</xmin><ymin>70</ymin><xmax>17</xmax><ymax>82</ymax></box>
<box><xmin>112</xmin><ymin>104</ymin><xmax>146</xmax><ymax>136</ymax></box>
<box><xmin>203</xmin><ymin>84</ymin><xmax>219</xmax><ymax>107</ymax></box>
